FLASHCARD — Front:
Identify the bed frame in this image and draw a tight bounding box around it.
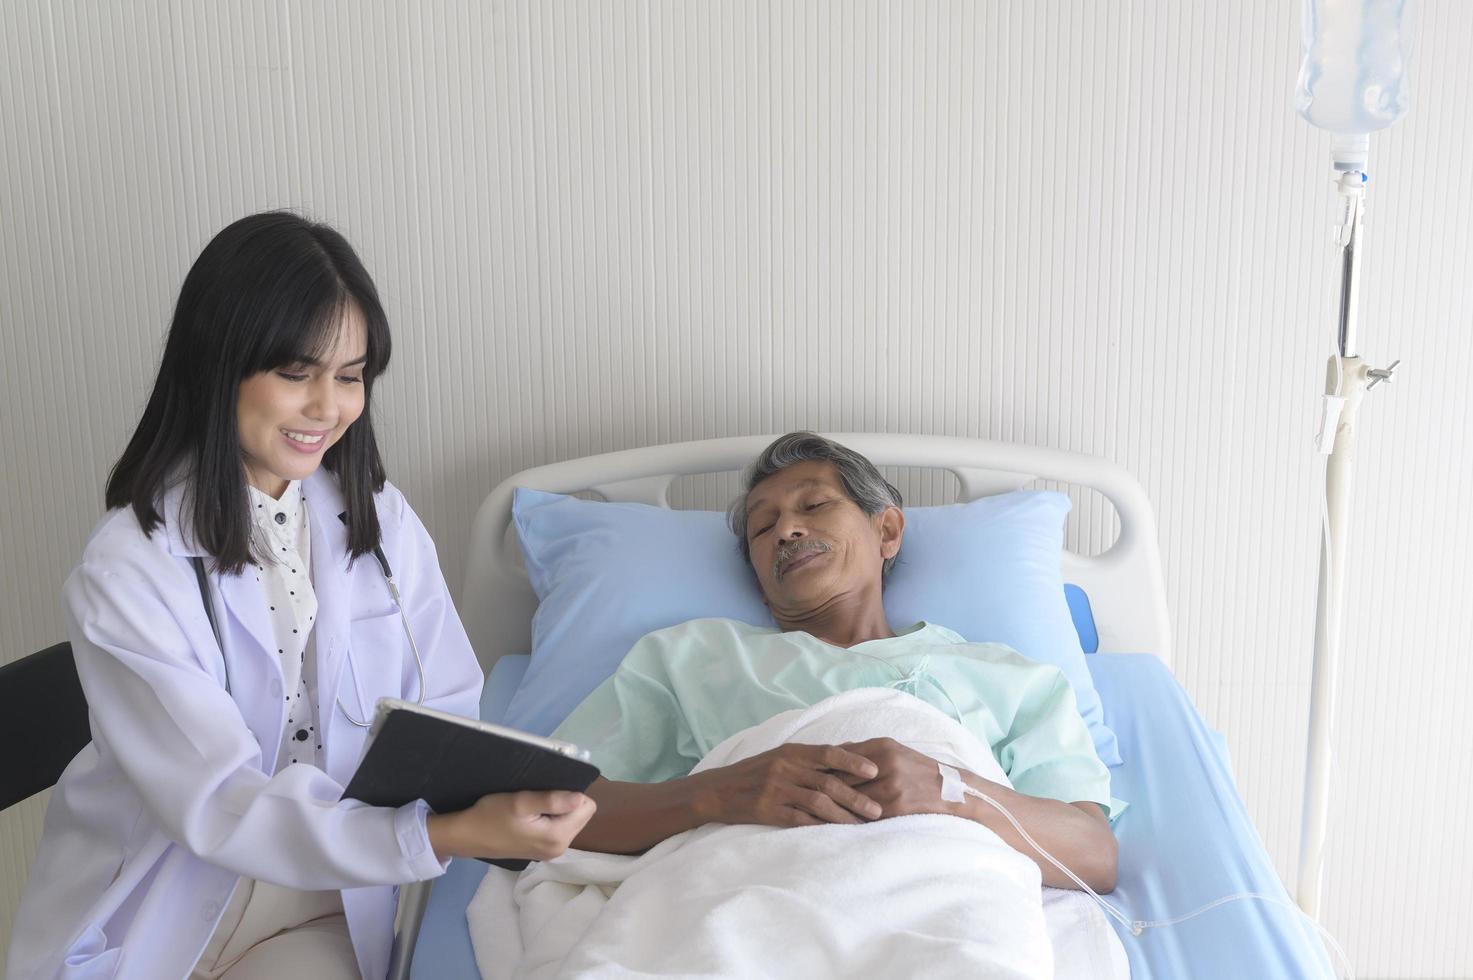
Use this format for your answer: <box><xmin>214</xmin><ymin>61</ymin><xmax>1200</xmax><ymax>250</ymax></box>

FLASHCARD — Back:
<box><xmin>459</xmin><ymin>433</ymin><xmax>1172</xmax><ymax>666</ymax></box>
<box><xmin>392</xmin><ymin>434</ymin><xmax>1175</xmax><ymax>979</ymax></box>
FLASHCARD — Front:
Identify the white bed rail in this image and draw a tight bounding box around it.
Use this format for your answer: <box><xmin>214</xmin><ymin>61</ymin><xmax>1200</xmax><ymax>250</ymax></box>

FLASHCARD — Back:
<box><xmin>459</xmin><ymin>434</ymin><xmax>1172</xmax><ymax>670</ymax></box>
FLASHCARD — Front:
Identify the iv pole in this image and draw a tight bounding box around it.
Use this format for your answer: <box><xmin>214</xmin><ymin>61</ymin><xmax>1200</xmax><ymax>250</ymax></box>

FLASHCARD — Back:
<box><xmin>1295</xmin><ymin>160</ymin><xmax>1401</xmax><ymax>919</ymax></box>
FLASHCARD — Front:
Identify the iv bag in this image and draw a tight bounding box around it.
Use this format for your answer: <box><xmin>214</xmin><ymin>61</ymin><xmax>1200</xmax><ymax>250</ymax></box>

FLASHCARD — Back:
<box><xmin>1295</xmin><ymin>0</ymin><xmax>1414</xmax><ymax>169</ymax></box>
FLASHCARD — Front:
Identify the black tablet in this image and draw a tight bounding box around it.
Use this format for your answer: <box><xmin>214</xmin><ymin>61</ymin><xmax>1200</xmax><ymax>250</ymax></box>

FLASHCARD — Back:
<box><xmin>342</xmin><ymin>697</ymin><xmax>600</xmax><ymax>870</ymax></box>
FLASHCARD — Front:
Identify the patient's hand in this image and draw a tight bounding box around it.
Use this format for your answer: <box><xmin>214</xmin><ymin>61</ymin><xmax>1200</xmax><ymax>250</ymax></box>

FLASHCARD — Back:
<box><xmin>840</xmin><ymin>738</ymin><xmax>966</xmax><ymax>819</ymax></box>
<box><xmin>692</xmin><ymin>743</ymin><xmax>884</xmax><ymax>828</ymax></box>
<box><xmin>843</xmin><ymin>738</ymin><xmax>1119</xmax><ymax>891</ymax></box>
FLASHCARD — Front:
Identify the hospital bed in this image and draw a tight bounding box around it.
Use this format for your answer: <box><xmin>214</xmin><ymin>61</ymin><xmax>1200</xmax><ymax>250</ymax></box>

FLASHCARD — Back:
<box><xmin>402</xmin><ymin>434</ymin><xmax>1335</xmax><ymax>979</ymax></box>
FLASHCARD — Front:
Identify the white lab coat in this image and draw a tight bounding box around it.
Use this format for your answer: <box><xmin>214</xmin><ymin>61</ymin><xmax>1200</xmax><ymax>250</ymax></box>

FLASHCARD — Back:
<box><xmin>7</xmin><ymin>470</ymin><xmax>484</xmax><ymax>980</ymax></box>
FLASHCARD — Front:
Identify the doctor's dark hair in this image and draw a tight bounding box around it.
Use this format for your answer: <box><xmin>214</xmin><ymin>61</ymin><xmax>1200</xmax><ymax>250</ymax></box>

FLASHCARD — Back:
<box><xmin>106</xmin><ymin>211</ymin><xmax>392</xmax><ymax>574</ymax></box>
<box><xmin>726</xmin><ymin>432</ymin><xmax>904</xmax><ymax>576</ymax></box>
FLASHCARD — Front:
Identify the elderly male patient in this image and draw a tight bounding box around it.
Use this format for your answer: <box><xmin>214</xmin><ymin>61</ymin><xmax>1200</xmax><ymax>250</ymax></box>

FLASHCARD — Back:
<box><xmin>552</xmin><ymin>431</ymin><xmax>1119</xmax><ymax>895</ymax></box>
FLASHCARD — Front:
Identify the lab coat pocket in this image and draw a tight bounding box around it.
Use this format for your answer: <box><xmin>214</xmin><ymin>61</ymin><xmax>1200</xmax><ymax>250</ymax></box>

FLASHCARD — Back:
<box><xmin>345</xmin><ymin>611</ymin><xmax>413</xmax><ymax>714</ymax></box>
<box><xmin>59</xmin><ymin>923</ymin><xmax>121</xmax><ymax>979</ymax></box>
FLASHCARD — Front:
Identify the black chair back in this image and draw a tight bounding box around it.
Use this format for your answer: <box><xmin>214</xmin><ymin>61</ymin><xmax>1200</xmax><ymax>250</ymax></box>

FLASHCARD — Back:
<box><xmin>0</xmin><ymin>642</ymin><xmax>91</xmax><ymax>810</ymax></box>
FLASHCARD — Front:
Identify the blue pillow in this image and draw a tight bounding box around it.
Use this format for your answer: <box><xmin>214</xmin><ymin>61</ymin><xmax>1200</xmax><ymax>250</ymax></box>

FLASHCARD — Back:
<box><xmin>503</xmin><ymin>488</ymin><xmax>1121</xmax><ymax>766</ymax></box>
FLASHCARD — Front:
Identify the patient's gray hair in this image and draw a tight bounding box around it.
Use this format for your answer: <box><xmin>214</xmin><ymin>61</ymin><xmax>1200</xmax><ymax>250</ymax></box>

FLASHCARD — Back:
<box><xmin>727</xmin><ymin>432</ymin><xmax>904</xmax><ymax>576</ymax></box>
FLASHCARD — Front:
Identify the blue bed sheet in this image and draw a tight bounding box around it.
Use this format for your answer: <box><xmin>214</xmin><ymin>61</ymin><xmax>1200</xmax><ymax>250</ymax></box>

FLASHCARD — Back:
<box><xmin>1094</xmin><ymin>655</ymin><xmax>1333</xmax><ymax>979</ymax></box>
<box><xmin>413</xmin><ymin>653</ymin><xmax>1333</xmax><ymax>979</ymax></box>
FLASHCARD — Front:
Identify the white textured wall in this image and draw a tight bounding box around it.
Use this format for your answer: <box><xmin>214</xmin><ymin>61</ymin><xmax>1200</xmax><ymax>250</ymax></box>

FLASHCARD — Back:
<box><xmin>2</xmin><ymin>1</ymin><xmax>1470</xmax><ymax>974</ymax></box>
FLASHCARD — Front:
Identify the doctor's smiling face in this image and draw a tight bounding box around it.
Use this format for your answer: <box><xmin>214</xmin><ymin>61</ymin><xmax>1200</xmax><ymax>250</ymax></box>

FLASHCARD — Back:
<box><xmin>237</xmin><ymin>303</ymin><xmax>369</xmax><ymax>499</ymax></box>
<box><xmin>106</xmin><ymin>211</ymin><xmax>394</xmax><ymax>574</ymax></box>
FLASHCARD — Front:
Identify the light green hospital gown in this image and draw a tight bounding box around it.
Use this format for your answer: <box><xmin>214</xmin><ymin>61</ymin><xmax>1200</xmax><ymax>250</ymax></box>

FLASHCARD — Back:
<box><xmin>552</xmin><ymin>618</ymin><xmax>1120</xmax><ymax>817</ymax></box>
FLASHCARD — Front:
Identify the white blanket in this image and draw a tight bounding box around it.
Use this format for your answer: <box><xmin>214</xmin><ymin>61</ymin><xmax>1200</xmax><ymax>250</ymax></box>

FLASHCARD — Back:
<box><xmin>469</xmin><ymin>688</ymin><xmax>1129</xmax><ymax>979</ymax></box>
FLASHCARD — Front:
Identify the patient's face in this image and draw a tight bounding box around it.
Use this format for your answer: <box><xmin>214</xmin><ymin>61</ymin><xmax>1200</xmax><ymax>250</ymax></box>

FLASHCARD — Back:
<box><xmin>742</xmin><ymin>461</ymin><xmax>903</xmax><ymax>617</ymax></box>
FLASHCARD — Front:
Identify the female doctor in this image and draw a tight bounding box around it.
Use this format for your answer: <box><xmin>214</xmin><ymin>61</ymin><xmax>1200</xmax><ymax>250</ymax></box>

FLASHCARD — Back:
<box><xmin>8</xmin><ymin>212</ymin><xmax>595</xmax><ymax>980</ymax></box>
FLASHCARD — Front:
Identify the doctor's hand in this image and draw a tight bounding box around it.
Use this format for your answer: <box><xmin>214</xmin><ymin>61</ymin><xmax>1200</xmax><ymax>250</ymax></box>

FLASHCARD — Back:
<box><xmin>690</xmin><ymin>743</ymin><xmax>884</xmax><ymax>828</ymax></box>
<box><xmin>840</xmin><ymin>737</ymin><xmax>966</xmax><ymax>819</ymax></box>
<box><xmin>427</xmin><ymin>790</ymin><xmax>597</xmax><ymax>862</ymax></box>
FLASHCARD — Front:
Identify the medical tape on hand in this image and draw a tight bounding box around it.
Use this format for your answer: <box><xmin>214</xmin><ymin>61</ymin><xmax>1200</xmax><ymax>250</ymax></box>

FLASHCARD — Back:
<box><xmin>937</xmin><ymin>762</ymin><xmax>967</xmax><ymax>804</ymax></box>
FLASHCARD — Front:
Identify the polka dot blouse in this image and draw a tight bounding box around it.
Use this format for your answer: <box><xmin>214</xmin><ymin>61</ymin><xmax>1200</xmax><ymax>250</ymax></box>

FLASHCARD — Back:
<box><xmin>248</xmin><ymin>481</ymin><xmax>322</xmax><ymax>770</ymax></box>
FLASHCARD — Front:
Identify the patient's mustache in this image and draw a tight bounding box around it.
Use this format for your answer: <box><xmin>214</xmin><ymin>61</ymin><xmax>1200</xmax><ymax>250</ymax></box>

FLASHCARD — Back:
<box><xmin>774</xmin><ymin>540</ymin><xmax>832</xmax><ymax>580</ymax></box>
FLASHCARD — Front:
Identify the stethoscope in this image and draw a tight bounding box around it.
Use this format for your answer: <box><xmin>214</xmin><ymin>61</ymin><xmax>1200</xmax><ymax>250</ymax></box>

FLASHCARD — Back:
<box><xmin>191</xmin><ymin>510</ymin><xmax>428</xmax><ymax>729</ymax></box>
